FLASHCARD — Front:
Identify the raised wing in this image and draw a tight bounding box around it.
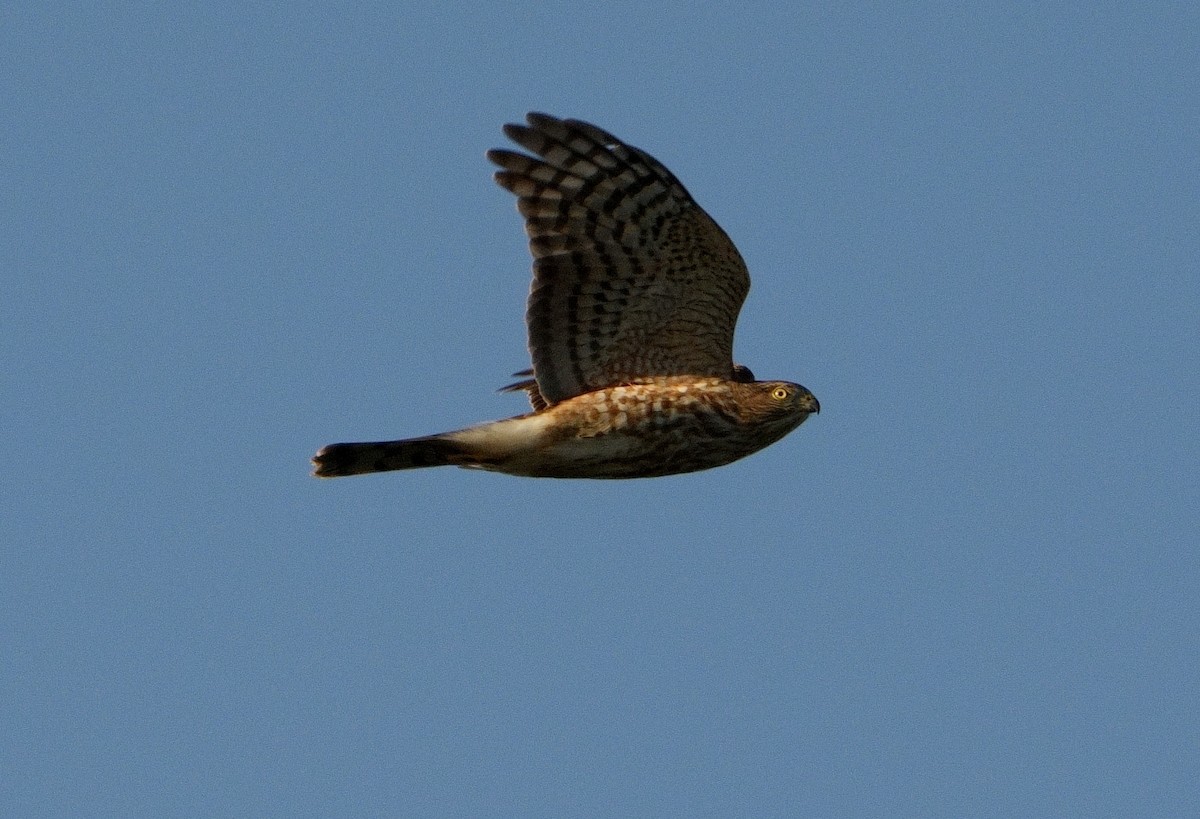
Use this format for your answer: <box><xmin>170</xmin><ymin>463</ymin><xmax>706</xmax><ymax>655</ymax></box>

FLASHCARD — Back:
<box><xmin>487</xmin><ymin>113</ymin><xmax>750</xmax><ymax>406</ymax></box>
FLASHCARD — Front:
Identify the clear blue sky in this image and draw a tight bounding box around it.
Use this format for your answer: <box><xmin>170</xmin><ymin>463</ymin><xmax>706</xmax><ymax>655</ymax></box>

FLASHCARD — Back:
<box><xmin>5</xmin><ymin>3</ymin><xmax>1198</xmax><ymax>816</ymax></box>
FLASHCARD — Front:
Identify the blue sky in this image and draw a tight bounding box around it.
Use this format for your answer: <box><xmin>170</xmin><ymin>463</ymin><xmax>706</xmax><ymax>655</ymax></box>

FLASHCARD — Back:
<box><xmin>5</xmin><ymin>2</ymin><xmax>1198</xmax><ymax>815</ymax></box>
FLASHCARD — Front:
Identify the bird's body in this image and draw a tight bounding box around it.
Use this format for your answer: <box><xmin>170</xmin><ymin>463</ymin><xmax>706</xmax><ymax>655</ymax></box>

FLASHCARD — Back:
<box><xmin>313</xmin><ymin>113</ymin><xmax>818</xmax><ymax>479</ymax></box>
<box><xmin>314</xmin><ymin>376</ymin><xmax>816</xmax><ymax>479</ymax></box>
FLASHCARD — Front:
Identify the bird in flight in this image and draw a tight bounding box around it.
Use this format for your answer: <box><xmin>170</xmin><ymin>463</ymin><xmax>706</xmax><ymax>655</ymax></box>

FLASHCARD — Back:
<box><xmin>312</xmin><ymin>113</ymin><xmax>818</xmax><ymax>479</ymax></box>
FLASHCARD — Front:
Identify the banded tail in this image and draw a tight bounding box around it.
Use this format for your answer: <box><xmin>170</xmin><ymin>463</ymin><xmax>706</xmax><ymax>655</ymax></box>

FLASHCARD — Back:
<box><xmin>312</xmin><ymin>435</ymin><xmax>467</xmax><ymax>478</ymax></box>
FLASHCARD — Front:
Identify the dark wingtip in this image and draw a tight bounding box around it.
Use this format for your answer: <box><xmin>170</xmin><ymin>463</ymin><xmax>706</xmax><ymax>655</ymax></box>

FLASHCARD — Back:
<box><xmin>500</xmin><ymin>122</ymin><xmax>526</xmax><ymax>142</ymax></box>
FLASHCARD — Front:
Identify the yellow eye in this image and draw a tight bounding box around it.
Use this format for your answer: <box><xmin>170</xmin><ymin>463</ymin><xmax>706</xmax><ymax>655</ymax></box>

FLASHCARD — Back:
<box><xmin>771</xmin><ymin>386</ymin><xmax>789</xmax><ymax>401</ymax></box>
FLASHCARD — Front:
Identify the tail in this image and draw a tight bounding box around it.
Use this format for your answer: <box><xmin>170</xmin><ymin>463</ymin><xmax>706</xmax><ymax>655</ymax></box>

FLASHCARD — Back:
<box><xmin>312</xmin><ymin>435</ymin><xmax>467</xmax><ymax>478</ymax></box>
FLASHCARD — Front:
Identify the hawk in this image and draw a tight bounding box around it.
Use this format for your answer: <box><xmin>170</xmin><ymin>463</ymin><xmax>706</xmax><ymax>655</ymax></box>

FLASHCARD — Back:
<box><xmin>312</xmin><ymin>113</ymin><xmax>818</xmax><ymax>479</ymax></box>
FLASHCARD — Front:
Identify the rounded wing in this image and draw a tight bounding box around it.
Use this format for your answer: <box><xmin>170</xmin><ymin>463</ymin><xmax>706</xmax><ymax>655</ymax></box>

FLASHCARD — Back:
<box><xmin>487</xmin><ymin>113</ymin><xmax>750</xmax><ymax>406</ymax></box>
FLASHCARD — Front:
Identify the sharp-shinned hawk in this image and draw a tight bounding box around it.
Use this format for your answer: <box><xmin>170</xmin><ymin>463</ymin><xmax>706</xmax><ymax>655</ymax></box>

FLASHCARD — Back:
<box><xmin>312</xmin><ymin>113</ymin><xmax>818</xmax><ymax>479</ymax></box>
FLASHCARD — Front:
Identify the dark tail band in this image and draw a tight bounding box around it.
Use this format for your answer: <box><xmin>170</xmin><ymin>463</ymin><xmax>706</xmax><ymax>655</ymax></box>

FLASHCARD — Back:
<box><xmin>312</xmin><ymin>436</ymin><xmax>463</xmax><ymax>478</ymax></box>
